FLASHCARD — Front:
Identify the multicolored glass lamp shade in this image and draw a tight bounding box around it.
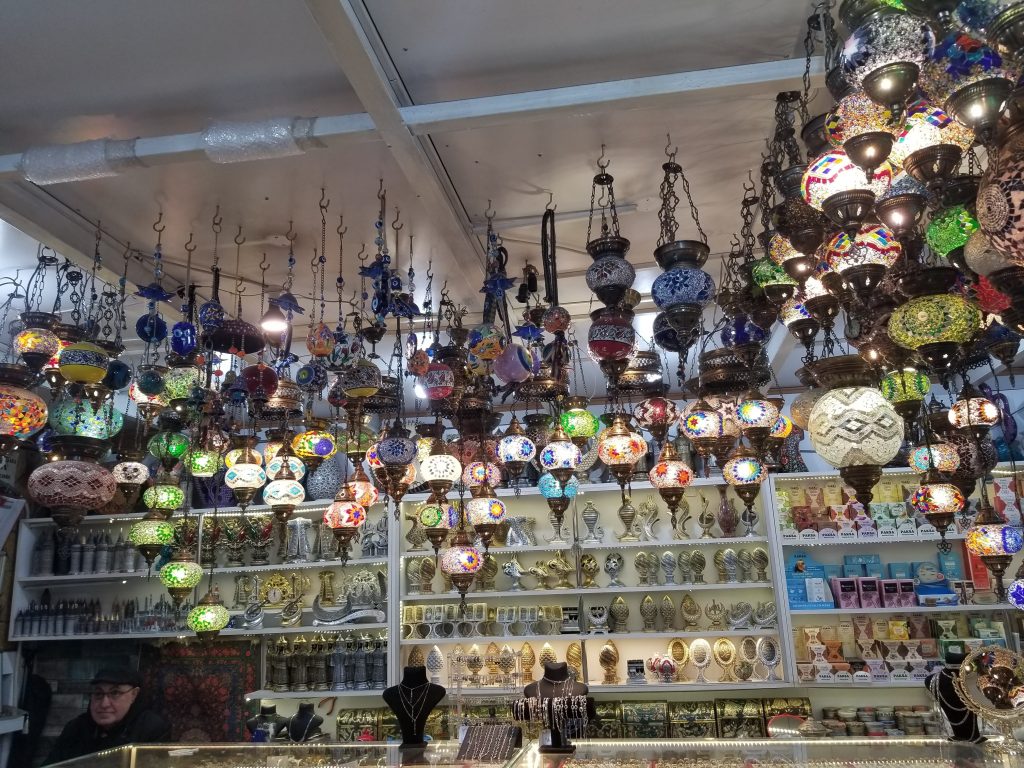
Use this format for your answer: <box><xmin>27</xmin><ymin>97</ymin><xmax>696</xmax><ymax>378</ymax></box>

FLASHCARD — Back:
<box><xmin>291</xmin><ymin>429</ymin><xmax>338</xmax><ymax>466</ymax></box>
<box><xmin>633</xmin><ymin>396</ymin><xmax>679</xmax><ymax>446</ymax></box>
<box><xmin>0</xmin><ymin>383</ymin><xmax>48</xmax><ymax>439</ymax></box>
<box><xmin>539</xmin><ymin>472</ymin><xmax>580</xmax><ymax>500</ymax></box>
<box><xmin>344</xmin><ymin>464</ymin><xmax>380</xmax><ymax>508</ymax></box>
<box><xmin>880</xmin><ymin>367</ymin><xmax>931</xmax><ymax>419</ymax></box>
<box><xmin>966</xmin><ymin>501</ymin><xmax>1024</xmax><ymax>601</ymax></box>
<box><xmin>790</xmin><ymin>388</ymin><xmax>824</xmax><ymax>431</ymax></box>
<box><xmin>129</xmin><ymin>380</ymin><xmax>168</xmax><ymax>416</ymax></box>
<box><xmin>439</xmin><ymin>538</ymin><xmax>483</xmax><ymax>578</ymax></box>
<box><xmin>57</xmin><ymin>342</ymin><xmax>109</xmax><ymax>386</ymax></box>
<box><xmin>801</xmin><ymin>150</ymin><xmax>893</xmax><ymax>231</ymax></box>
<box><xmin>723</xmin><ymin>446</ymin><xmax>765</xmax><ymax>523</ymax></box>
<box><xmin>926</xmin><ymin>205</ymin><xmax>979</xmax><ymax>259</ymax></box>
<box><xmin>909</xmin><ymin>442</ymin><xmax>961</xmax><ymax>473</ymax></box>
<box><xmin>648</xmin><ymin>441</ymin><xmax>694</xmax><ymax>530</ymax></box>
<box><xmin>187</xmin><ymin>591</ymin><xmax>230</xmax><ymax>640</ymax></box>
<box><xmin>825</xmin><ymin>91</ymin><xmax>898</xmax><ymax>177</ymax></box>
<box><xmin>159</xmin><ymin>556</ymin><xmax>203</xmax><ymax>605</ymax></box>
<box><xmin>128</xmin><ymin>516</ymin><xmax>175</xmax><ymax>565</ymax></box>
<box><xmin>14</xmin><ymin>327</ymin><xmax>60</xmax><ymax>372</ymax></box>
<box><xmin>539</xmin><ymin>425</ymin><xmax>582</xmax><ymax>484</ymax></box>
<box><xmin>323</xmin><ymin>496</ymin><xmax>367</xmax><ymax>561</ymax></box>
<box><xmin>420</xmin><ymin>362</ymin><xmax>455</xmax><ymax>400</ymax></box>
<box><xmin>27</xmin><ymin>459</ymin><xmax>117</xmax><ymax>527</ymax></box>
<box><xmin>1008</xmin><ymin>573</ymin><xmax>1024</xmax><ymax>610</ymax></box>
<box><xmin>420</xmin><ymin>453</ymin><xmax>463</xmax><ymax>485</ymax></box>
<box><xmin>142</xmin><ymin>482</ymin><xmax>185</xmax><ymax>517</ymax></box>
<box><xmin>337</xmin><ymin>358</ymin><xmax>382</xmax><ymax>399</ymax></box>
<box><xmin>225</xmin><ymin>445</ymin><xmax>262</xmax><ymax>469</ymax></box>
<box><xmin>163</xmin><ymin>366</ymin><xmax>200</xmax><ymax>402</ymax></box>
<box><xmin>418</xmin><ymin>501</ymin><xmax>458</xmax><ymax>529</ymax></box>
<box><xmin>888</xmin><ymin>293</ymin><xmax>982</xmax><ymax>369</ymax></box>
<box><xmin>948</xmin><ymin>384</ymin><xmax>1001</xmax><ymax>435</ymax></box>
<box><xmin>911</xmin><ymin>477</ymin><xmax>966</xmax><ymax>548</ymax></box>
<box><xmin>225</xmin><ymin>463</ymin><xmax>267</xmax><ymax>509</ymax></box>
<box><xmin>185</xmin><ymin>448</ymin><xmax>221</xmax><ymax>478</ymax></box>
<box><xmin>751</xmin><ymin>257</ymin><xmax>798</xmax><ymax>305</ymax></box>
<box><xmin>824</xmin><ymin>224</ymin><xmax>901</xmax><ymax>304</ymax></box>
<box><xmin>48</xmin><ymin>399</ymin><xmax>123</xmax><ymax>439</ymax></box>
<box><xmin>263</xmin><ymin>478</ymin><xmax>305</xmax><ymax>511</ymax></box>
<box><xmin>841</xmin><ymin>13</ymin><xmax>936</xmax><ymax>112</ymax></box>
<box><xmin>597</xmin><ymin>414</ymin><xmax>647</xmax><ymax>488</ymax></box>
<box><xmin>462</xmin><ymin>461</ymin><xmax>502</xmax><ymax>490</ymax></box>
<box><xmin>112</xmin><ymin>460</ymin><xmax>149</xmax><ymax>494</ymax></box>
<box><xmin>497</xmin><ymin>417</ymin><xmax>536</xmax><ymax>482</ymax></box>
<box><xmin>890</xmin><ymin>101</ymin><xmax>974</xmax><ymax>183</ymax></box>
<box><xmin>266</xmin><ymin>454</ymin><xmax>306</xmax><ymax>481</ymax></box>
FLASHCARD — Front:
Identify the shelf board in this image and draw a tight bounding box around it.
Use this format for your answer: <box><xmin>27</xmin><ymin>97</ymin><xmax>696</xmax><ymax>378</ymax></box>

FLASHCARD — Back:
<box><xmin>10</xmin><ymin>622</ymin><xmax>389</xmax><ymax>643</ymax></box>
<box><xmin>780</xmin><ymin>533</ymin><xmax>966</xmax><ymax>547</ymax></box>
<box><xmin>451</xmin><ymin>681</ymin><xmax>790</xmax><ymax>696</ymax></box>
<box><xmin>19</xmin><ymin>571</ymin><xmax>148</xmax><ymax>586</ymax></box>
<box><xmin>580</xmin><ymin>536</ymin><xmax>768</xmax><ymax>550</ymax></box>
<box><xmin>401</xmin><ymin>477</ymin><xmax>732</xmax><ymax>504</ymax></box>
<box><xmin>244</xmin><ymin>689</ymin><xmax>384</xmax><ymax>701</ymax></box>
<box><xmin>401</xmin><ymin>629</ymin><xmax>780</xmax><ymax>646</ymax></box>
<box><xmin>797</xmin><ymin>680</ymin><xmax>928</xmax><ymax>688</ymax></box>
<box><xmin>790</xmin><ymin>604</ymin><xmax>1015</xmax><ymax>616</ymax></box>
<box><xmin>401</xmin><ymin>543</ymin><xmax>571</xmax><ymax>558</ymax></box>
<box><xmin>401</xmin><ymin>581</ymin><xmax>772</xmax><ymax>602</ymax></box>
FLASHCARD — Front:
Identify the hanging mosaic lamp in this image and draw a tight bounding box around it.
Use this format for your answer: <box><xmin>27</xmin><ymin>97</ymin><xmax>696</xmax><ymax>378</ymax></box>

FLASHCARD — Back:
<box><xmin>496</xmin><ymin>416</ymin><xmax>536</xmax><ymax>485</ymax></box>
<box><xmin>648</xmin><ymin>440</ymin><xmax>694</xmax><ymax>531</ymax></box>
<box><xmin>801</xmin><ymin>149</ymin><xmax>893</xmax><ymax>233</ymax></box>
<box><xmin>948</xmin><ymin>381</ymin><xmax>1001</xmax><ymax>437</ymax></box>
<box><xmin>159</xmin><ymin>550</ymin><xmax>203</xmax><ymax>606</ymax></box>
<box><xmin>187</xmin><ymin>589</ymin><xmax>230</xmax><ymax>640</ymax></box>
<box><xmin>965</xmin><ymin>501</ymin><xmax>1024</xmax><ymax>601</ymax></box>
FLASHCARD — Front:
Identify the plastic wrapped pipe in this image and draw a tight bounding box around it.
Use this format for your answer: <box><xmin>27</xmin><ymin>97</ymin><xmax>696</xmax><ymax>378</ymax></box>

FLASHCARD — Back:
<box><xmin>201</xmin><ymin>116</ymin><xmax>320</xmax><ymax>164</ymax></box>
<box><xmin>20</xmin><ymin>138</ymin><xmax>142</xmax><ymax>185</ymax></box>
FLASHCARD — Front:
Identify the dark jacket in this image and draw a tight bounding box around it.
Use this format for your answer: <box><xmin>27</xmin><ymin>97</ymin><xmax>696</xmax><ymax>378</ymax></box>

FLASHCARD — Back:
<box><xmin>44</xmin><ymin>703</ymin><xmax>171</xmax><ymax>765</ymax></box>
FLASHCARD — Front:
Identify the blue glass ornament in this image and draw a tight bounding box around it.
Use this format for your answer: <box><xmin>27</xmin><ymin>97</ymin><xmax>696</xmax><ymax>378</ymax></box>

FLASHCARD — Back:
<box><xmin>295</xmin><ymin>363</ymin><xmax>328</xmax><ymax>392</ymax></box>
<box><xmin>720</xmin><ymin>315</ymin><xmax>767</xmax><ymax>348</ymax></box>
<box><xmin>170</xmin><ymin>321</ymin><xmax>198</xmax><ymax>355</ymax></box>
<box><xmin>651</xmin><ymin>267</ymin><xmax>715</xmax><ymax>310</ymax></box>
<box><xmin>198</xmin><ymin>300</ymin><xmax>224</xmax><ymax>330</ymax></box>
<box><xmin>136</xmin><ymin>314</ymin><xmax>167</xmax><ymax>343</ymax></box>
<box><xmin>102</xmin><ymin>359</ymin><xmax>132</xmax><ymax>391</ymax></box>
<box><xmin>653</xmin><ymin>312</ymin><xmax>682</xmax><ymax>352</ymax></box>
<box><xmin>136</xmin><ymin>368</ymin><xmax>166</xmax><ymax>396</ymax></box>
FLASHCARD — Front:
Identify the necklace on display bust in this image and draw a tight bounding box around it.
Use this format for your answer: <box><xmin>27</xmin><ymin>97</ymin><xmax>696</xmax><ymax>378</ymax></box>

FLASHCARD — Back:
<box><xmin>288</xmin><ymin>712</ymin><xmax>321</xmax><ymax>743</ymax></box>
<box><xmin>399</xmin><ymin>680</ymin><xmax>431</xmax><ymax>724</ymax></box>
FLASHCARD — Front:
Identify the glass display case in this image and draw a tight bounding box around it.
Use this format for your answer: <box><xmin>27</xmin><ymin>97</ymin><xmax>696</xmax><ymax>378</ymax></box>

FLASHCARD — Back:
<box><xmin>48</xmin><ymin>741</ymin><xmax>519</xmax><ymax>768</ymax></box>
<box><xmin>515</xmin><ymin>738</ymin><xmax>1008</xmax><ymax>768</ymax></box>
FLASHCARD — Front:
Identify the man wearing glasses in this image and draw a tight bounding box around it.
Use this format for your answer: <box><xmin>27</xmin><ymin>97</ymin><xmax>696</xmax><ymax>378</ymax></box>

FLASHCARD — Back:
<box><xmin>45</xmin><ymin>667</ymin><xmax>171</xmax><ymax>764</ymax></box>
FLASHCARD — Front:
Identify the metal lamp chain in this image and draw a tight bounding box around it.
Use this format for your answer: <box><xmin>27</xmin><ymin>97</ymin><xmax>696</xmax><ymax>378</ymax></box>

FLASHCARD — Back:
<box><xmin>677</xmin><ymin>166</ymin><xmax>707</xmax><ymax>244</ymax></box>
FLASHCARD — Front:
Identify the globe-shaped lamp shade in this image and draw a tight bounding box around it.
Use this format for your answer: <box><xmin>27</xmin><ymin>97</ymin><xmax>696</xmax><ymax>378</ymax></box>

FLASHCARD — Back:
<box><xmin>128</xmin><ymin>519</ymin><xmax>175</xmax><ymax>548</ymax></box>
<box><xmin>681</xmin><ymin>402</ymin><xmax>724</xmax><ymax>440</ymax></box>
<box><xmin>735</xmin><ymin>396</ymin><xmax>779</xmax><ymax>431</ymax></box>
<box><xmin>185</xmin><ymin>449</ymin><xmax>221</xmax><ymax>478</ymax></box>
<box><xmin>539</xmin><ymin>438</ymin><xmax>582</xmax><ymax>471</ymax></box>
<box><xmin>147</xmin><ymin>432</ymin><xmax>190</xmax><ymax>463</ymax></box>
<box><xmin>0</xmin><ymin>384</ymin><xmax>48</xmax><ymax>439</ymax></box>
<box><xmin>186</xmin><ymin>599</ymin><xmax>230</xmax><ymax>634</ymax></box>
<box><xmin>926</xmin><ymin>205</ymin><xmax>979</xmax><ymax>258</ymax></box>
<box><xmin>769</xmin><ymin>234</ymin><xmax>802</xmax><ymax>266</ymax></box>
<box><xmin>159</xmin><ymin>559</ymin><xmax>203</xmax><ymax>591</ymax></box>
<box><xmin>143</xmin><ymin>484</ymin><xmax>185</xmax><ymax>513</ymax></box>
<box><xmin>378</xmin><ymin>433</ymin><xmax>418</xmax><ymax>467</ymax></box>
<box><xmin>921</xmin><ymin>32</ymin><xmax>1014</xmax><ymax>109</ymax></box>
<box><xmin>790</xmin><ymin>389</ymin><xmax>824</xmax><ymax>431</ymax></box>
<box><xmin>261</xmin><ymin>441</ymin><xmax>286</xmax><ymax>465</ymax></box>
<box><xmin>1009</xmin><ymin>579</ymin><xmax>1024</xmax><ymax>610</ymax></box>
<box><xmin>49</xmin><ymin>399</ymin><xmax>123</xmax><ymax>439</ymax></box>
<box><xmin>14</xmin><ymin>328</ymin><xmax>60</xmax><ymax>361</ymax></box>
<box><xmin>771</xmin><ymin>415</ymin><xmax>794</xmax><ymax>439</ymax></box>
<box><xmin>649</xmin><ymin>458</ymin><xmax>694</xmax><ymax>489</ymax></box>
<box><xmin>420</xmin><ymin>363</ymin><xmax>455</xmax><ymax>400</ymax></box>
<box><xmin>225</xmin><ymin>446</ymin><xmax>262</xmax><ymax>468</ymax></box>
<box><xmin>129</xmin><ymin>380</ymin><xmax>169</xmax><ymax>410</ymax></box>
<box><xmin>781</xmin><ymin>299</ymin><xmax>812</xmax><ymax>328</ymax></box>
<box><xmin>420</xmin><ymin>454</ymin><xmax>463</xmax><ymax>484</ymax></box>
<box><xmin>597</xmin><ymin>430</ymin><xmax>647</xmax><ymax>467</ymax></box>
<box><xmin>266</xmin><ymin>455</ymin><xmax>306</xmax><ymax>481</ymax></box>
<box><xmin>163</xmin><ymin>366</ymin><xmax>201</xmax><ymax>401</ymax></box>
<box><xmin>497</xmin><ymin>434</ymin><xmax>536</xmax><ymax>464</ymax></box>
<box><xmin>801</xmin><ymin>151</ymin><xmax>893</xmax><ymax>210</ymax></box>
<box><xmin>890</xmin><ymin>101</ymin><xmax>975</xmax><ymax>167</ymax></box>
<box><xmin>224</xmin><ymin>463</ymin><xmax>267</xmax><ymax>490</ymax></box>
<box><xmin>824</xmin><ymin>225</ymin><xmax>901</xmax><ymax>274</ymax></box>
<box><xmin>560</xmin><ymin>408</ymin><xmax>600</xmax><ymax>440</ymax></box>
<box><xmin>888</xmin><ymin>295</ymin><xmax>982</xmax><ymax>351</ymax></box>
<box><xmin>825</xmin><ymin>91</ymin><xmax>896</xmax><ymax>146</ymax></box>
<box><xmin>417</xmin><ymin>502</ymin><xmax>459</xmax><ymax>528</ymax></box>
<box><xmin>841</xmin><ymin>14</ymin><xmax>935</xmax><ymax>90</ymax></box>
<box><xmin>57</xmin><ymin>342</ymin><xmax>110</xmax><ymax>385</ymax></box>
<box><xmin>538</xmin><ymin>473</ymin><xmax>580</xmax><ymax>500</ymax></box>
<box><xmin>292</xmin><ymin>430</ymin><xmax>338</xmax><ymax>462</ymax></box>
<box><xmin>722</xmin><ymin>453</ymin><xmax>765</xmax><ymax>486</ymax></box>
<box><xmin>323</xmin><ymin>500</ymin><xmax>366</xmax><ymax>529</ymax></box>
<box><xmin>338</xmin><ymin>359</ymin><xmax>382</xmax><ymax>399</ymax></box>
<box><xmin>949</xmin><ymin>395</ymin><xmax>1001</xmax><ymax>430</ymax></box>
<box><xmin>634</xmin><ymin>397</ymin><xmax>679</xmax><ymax>432</ymax></box>
<box><xmin>462</xmin><ymin>461</ymin><xmax>502</xmax><ymax>489</ymax></box>
<box><xmin>966</xmin><ymin>522</ymin><xmax>1024</xmax><ymax>557</ymax></box>
<box><xmin>346</xmin><ymin>477</ymin><xmax>380</xmax><ymax>508</ymax></box>
<box><xmin>365</xmin><ymin>443</ymin><xmax>384</xmax><ymax>470</ymax></box>
<box><xmin>263</xmin><ymin>478</ymin><xmax>306</xmax><ymax>508</ymax></box>
<box><xmin>440</xmin><ymin>545</ymin><xmax>483</xmax><ymax>576</ymax></box>
<box><xmin>910</xmin><ymin>483</ymin><xmax>965</xmax><ymax>518</ymax></box>
<box><xmin>752</xmin><ymin>258</ymin><xmax>798</xmax><ymax>290</ymax></box>
<box><xmin>650</xmin><ymin>267</ymin><xmax>715</xmax><ymax>310</ymax></box>
<box><xmin>808</xmin><ymin>387</ymin><xmax>904</xmax><ymax>468</ymax></box>
<box><xmin>466</xmin><ymin>497</ymin><xmax>507</xmax><ymax>526</ymax></box>
<box><xmin>112</xmin><ymin>461</ymin><xmax>149</xmax><ymax>486</ymax></box>
<box><xmin>909</xmin><ymin>442</ymin><xmax>961</xmax><ymax>473</ymax></box>
<box><xmin>239</xmin><ymin>363</ymin><xmax>279</xmax><ymax>398</ymax></box>
<box><xmin>468</xmin><ymin>322</ymin><xmax>506</xmax><ymax>360</ymax></box>
<box><xmin>880</xmin><ymin>368</ymin><xmax>931</xmax><ymax>406</ymax></box>
<box><xmin>28</xmin><ymin>460</ymin><xmax>116</xmax><ymax>513</ymax></box>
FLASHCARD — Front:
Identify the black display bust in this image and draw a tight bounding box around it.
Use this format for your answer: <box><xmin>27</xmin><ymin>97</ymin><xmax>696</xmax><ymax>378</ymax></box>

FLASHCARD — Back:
<box><xmin>382</xmin><ymin>665</ymin><xmax>446</xmax><ymax>748</ymax></box>
<box><xmin>246</xmin><ymin>703</ymin><xmax>288</xmax><ymax>741</ymax></box>
<box><xmin>517</xmin><ymin>662</ymin><xmax>595</xmax><ymax>754</ymax></box>
<box><xmin>287</xmin><ymin>702</ymin><xmax>324</xmax><ymax>742</ymax></box>
<box><xmin>925</xmin><ymin>649</ymin><xmax>984</xmax><ymax>742</ymax></box>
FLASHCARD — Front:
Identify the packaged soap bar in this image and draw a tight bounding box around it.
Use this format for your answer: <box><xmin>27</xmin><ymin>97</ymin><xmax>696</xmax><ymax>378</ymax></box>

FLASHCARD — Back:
<box><xmin>858</xmin><ymin>577</ymin><xmax>882</xmax><ymax>608</ymax></box>
<box><xmin>831</xmin><ymin>577</ymin><xmax>860</xmax><ymax>609</ymax></box>
<box><xmin>877</xmin><ymin>479</ymin><xmax>901</xmax><ymax>503</ymax></box>
<box><xmin>937</xmin><ymin>551</ymin><xmax>963</xmax><ymax>580</ymax></box>
<box><xmin>888</xmin><ymin>562</ymin><xmax>911</xmax><ymax>579</ymax></box>
<box><xmin>962</xmin><ymin>545</ymin><xmax>992</xmax><ymax>590</ymax></box>
<box><xmin>880</xmin><ymin>579</ymin><xmax>901</xmax><ymax>607</ymax></box>
<box><xmin>824</xmin><ymin>481</ymin><xmax>843</xmax><ymax>507</ymax></box>
<box><xmin>993</xmin><ymin>477</ymin><xmax>1021</xmax><ymax>525</ymax></box>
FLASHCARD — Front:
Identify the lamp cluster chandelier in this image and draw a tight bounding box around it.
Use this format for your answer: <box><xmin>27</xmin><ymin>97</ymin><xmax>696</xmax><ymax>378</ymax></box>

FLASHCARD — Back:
<box><xmin>5</xmin><ymin>0</ymin><xmax>1024</xmax><ymax>641</ymax></box>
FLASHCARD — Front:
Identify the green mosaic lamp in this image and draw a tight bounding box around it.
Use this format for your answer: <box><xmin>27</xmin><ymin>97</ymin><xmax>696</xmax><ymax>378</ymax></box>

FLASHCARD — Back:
<box><xmin>159</xmin><ymin>551</ymin><xmax>203</xmax><ymax>606</ymax></box>
<box><xmin>128</xmin><ymin>513</ymin><xmax>175</xmax><ymax>566</ymax></box>
<box><xmin>187</xmin><ymin>589</ymin><xmax>230</xmax><ymax>640</ymax></box>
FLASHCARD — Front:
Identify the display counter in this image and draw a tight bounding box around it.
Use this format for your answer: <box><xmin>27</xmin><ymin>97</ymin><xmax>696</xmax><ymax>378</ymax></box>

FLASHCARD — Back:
<box><xmin>47</xmin><ymin>737</ymin><xmax>1012</xmax><ymax>768</ymax></box>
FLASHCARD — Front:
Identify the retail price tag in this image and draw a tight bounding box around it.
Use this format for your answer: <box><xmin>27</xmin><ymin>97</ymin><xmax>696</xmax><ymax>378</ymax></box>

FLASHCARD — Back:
<box><xmin>780</xmin><ymin>528</ymin><xmax>799</xmax><ymax>542</ymax></box>
<box><xmin>799</xmin><ymin>529</ymin><xmax>819</xmax><ymax>542</ymax></box>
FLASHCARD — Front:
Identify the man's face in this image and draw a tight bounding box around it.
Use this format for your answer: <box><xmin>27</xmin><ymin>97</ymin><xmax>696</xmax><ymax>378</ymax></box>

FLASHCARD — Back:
<box><xmin>89</xmin><ymin>686</ymin><xmax>138</xmax><ymax>729</ymax></box>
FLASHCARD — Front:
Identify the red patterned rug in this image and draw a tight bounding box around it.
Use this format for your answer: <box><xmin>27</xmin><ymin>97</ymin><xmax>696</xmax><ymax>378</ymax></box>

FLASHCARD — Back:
<box><xmin>140</xmin><ymin>641</ymin><xmax>258</xmax><ymax>742</ymax></box>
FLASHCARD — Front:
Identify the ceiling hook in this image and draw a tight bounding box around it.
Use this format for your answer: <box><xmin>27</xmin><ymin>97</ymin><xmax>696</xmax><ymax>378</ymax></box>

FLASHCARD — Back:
<box><xmin>259</xmin><ymin>252</ymin><xmax>269</xmax><ymax>271</ymax></box>
<box><xmin>319</xmin><ymin>187</ymin><xmax>330</xmax><ymax>213</ymax></box>
<box><xmin>285</xmin><ymin>220</ymin><xmax>298</xmax><ymax>245</ymax></box>
<box><xmin>545</xmin><ymin>192</ymin><xmax>556</xmax><ymax>212</ymax></box>
<box><xmin>211</xmin><ymin>205</ymin><xmax>222</xmax><ymax>234</ymax></box>
<box><xmin>152</xmin><ymin>210</ymin><xmax>166</xmax><ymax>235</ymax></box>
<box><xmin>391</xmin><ymin>207</ymin><xmax>403</xmax><ymax>232</ymax></box>
<box><xmin>234</xmin><ymin>226</ymin><xmax>246</xmax><ymax>247</ymax></box>
<box><xmin>121</xmin><ymin>241</ymin><xmax>131</xmax><ymax>260</ymax></box>
<box><xmin>377</xmin><ymin>178</ymin><xmax>385</xmax><ymax>202</ymax></box>
<box><xmin>485</xmin><ymin>199</ymin><xmax>495</xmax><ymax>221</ymax></box>
<box><xmin>597</xmin><ymin>143</ymin><xmax>609</xmax><ymax>170</ymax></box>
<box><xmin>665</xmin><ymin>133</ymin><xmax>678</xmax><ymax>160</ymax></box>
<box><xmin>337</xmin><ymin>214</ymin><xmax>347</xmax><ymax>237</ymax></box>
<box><xmin>357</xmin><ymin>243</ymin><xmax>367</xmax><ymax>262</ymax></box>
<box><xmin>184</xmin><ymin>233</ymin><xmax>196</xmax><ymax>257</ymax></box>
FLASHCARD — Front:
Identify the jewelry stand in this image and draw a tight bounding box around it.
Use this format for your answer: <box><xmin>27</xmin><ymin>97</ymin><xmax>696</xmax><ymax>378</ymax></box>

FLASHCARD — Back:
<box><xmin>245</xmin><ymin>703</ymin><xmax>288</xmax><ymax>741</ymax></box>
<box><xmin>286</xmin><ymin>702</ymin><xmax>324</xmax><ymax>742</ymax></box>
<box><xmin>925</xmin><ymin>649</ymin><xmax>984</xmax><ymax>742</ymax></box>
<box><xmin>511</xmin><ymin>661</ymin><xmax>595</xmax><ymax>754</ymax></box>
<box><xmin>382</xmin><ymin>665</ymin><xmax>447</xmax><ymax>748</ymax></box>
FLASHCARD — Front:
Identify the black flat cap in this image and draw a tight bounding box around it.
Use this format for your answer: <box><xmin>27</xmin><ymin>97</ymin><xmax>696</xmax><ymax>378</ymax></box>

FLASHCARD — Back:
<box><xmin>90</xmin><ymin>667</ymin><xmax>141</xmax><ymax>687</ymax></box>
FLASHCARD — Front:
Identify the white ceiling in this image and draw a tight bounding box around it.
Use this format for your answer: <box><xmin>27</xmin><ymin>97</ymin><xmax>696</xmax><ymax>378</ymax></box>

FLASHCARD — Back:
<box><xmin>0</xmin><ymin>0</ymin><xmax>837</xmax><ymax>398</ymax></box>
